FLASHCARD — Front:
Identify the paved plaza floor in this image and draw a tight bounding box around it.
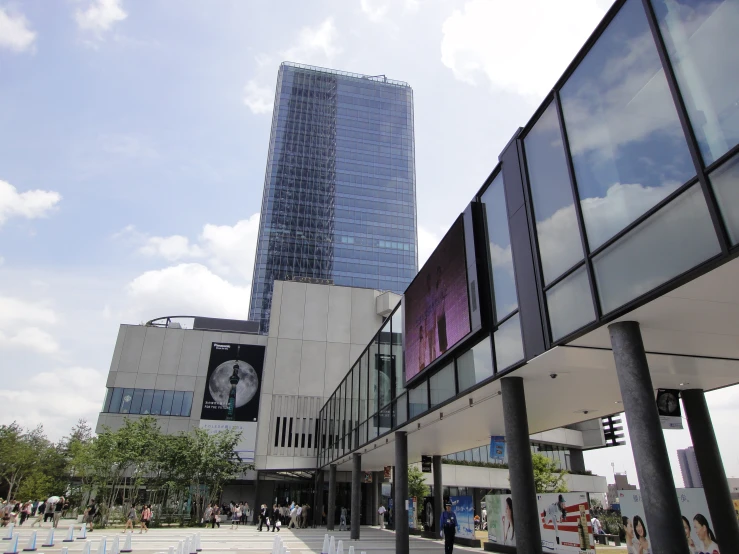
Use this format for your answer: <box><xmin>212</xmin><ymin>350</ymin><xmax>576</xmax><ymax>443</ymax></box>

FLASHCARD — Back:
<box><xmin>3</xmin><ymin>521</ymin><xmax>487</xmax><ymax>554</ymax></box>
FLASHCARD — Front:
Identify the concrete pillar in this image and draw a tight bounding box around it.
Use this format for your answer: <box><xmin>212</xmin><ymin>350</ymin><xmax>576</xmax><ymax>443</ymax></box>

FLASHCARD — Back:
<box><xmin>682</xmin><ymin>389</ymin><xmax>739</xmax><ymax>551</ymax></box>
<box><xmin>374</xmin><ymin>471</ymin><xmax>383</xmax><ymax>526</ymax></box>
<box><xmin>433</xmin><ymin>455</ymin><xmax>443</xmax><ymax>536</ymax></box>
<box><xmin>314</xmin><ymin>469</ymin><xmax>325</xmax><ymax>528</ymax></box>
<box><xmin>327</xmin><ymin>464</ymin><xmax>337</xmax><ymax>531</ymax></box>
<box><xmin>395</xmin><ymin>432</ymin><xmax>409</xmax><ymax>554</ymax></box>
<box><xmin>609</xmin><ymin>321</ymin><xmax>689</xmax><ymax>554</ymax></box>
<box><xmin>501</xmin><ymin>377</ymin><xmax>542</xmax><ymax>554</ymax></box>
<box><xmin>569</xmin><ymin>448</ymin><xmax>586</xmax><ymax>473</ymax></box>
<box><xmin>351</xmin><ymin>454</ymin><xmax>361</xmax><ymax>540</ymax></box>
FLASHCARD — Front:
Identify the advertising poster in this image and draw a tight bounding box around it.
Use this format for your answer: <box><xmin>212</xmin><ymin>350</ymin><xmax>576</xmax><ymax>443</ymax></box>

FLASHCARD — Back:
<box><xmin>537</xmin><ymin>492</ymin><xmax>594</xmax><ymax>553</ymax></box>
<box><xmin>450</xmin><ymin>495</ymin><xmax>475</xmax><ymax>540</ymax></box>
<box><xmin>489</xmin><ymin>436</ymin><xmax>507</xmax><ymax>463</ymax></box>
<box><xmin>199</xmin><ymin>343</ymin><xmax>265</xmax><ymax>463</ymax></box>
<box><xmin>656</xmin><ymin>389</ymin><xmax>684</xmax><ymax>429</ymax></box>
<box><xmin>408</xmin><ymin>497</ymin><xmax>417</xmax><ymax>529</ymax></box>
<box><xmin>423</xmin><ymin>496</ymin><xmax>435</xmax><ymax>534</ymax></box>
<box><xmin>619</xmin><ymin>488</ymin><xmax>719</xmax><ymax>554</ymax></box>
<box><xmin>404</xmin><ymin>218</ymin><xmax>471</xmax><ymax>383</ymax></box>
<box><xmin>486</xmin><ymin>494</ymin><xmax>515</xmax><ymax>547</ymax></box>
<box><xmin>734</xmin><ymin>499</ymin><xmax>739</xmax><ymax>521</ymax></box>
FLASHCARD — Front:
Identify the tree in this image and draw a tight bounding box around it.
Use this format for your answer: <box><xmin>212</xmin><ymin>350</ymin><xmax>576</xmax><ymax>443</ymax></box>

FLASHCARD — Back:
<box><xmin>408</xmin><ymin>466</ymin><xmax>429</xmax><ymax>500</ymax></box>
<box><xmin>532</xmin><ymin>453</ymin><xmax>568</xmax><ymax>493</ymax></box>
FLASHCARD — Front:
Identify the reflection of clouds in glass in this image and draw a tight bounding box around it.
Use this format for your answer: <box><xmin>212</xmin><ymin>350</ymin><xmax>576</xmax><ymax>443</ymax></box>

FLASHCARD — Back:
<box><xmin>546</xmin><ymin>267</ymin><xmax>595</xmax><ymax>341</ymax></box>
<box><xmin>494</xmin><ymin>314</ymin><xmax>524</xmax><ymax>371</ymax></box>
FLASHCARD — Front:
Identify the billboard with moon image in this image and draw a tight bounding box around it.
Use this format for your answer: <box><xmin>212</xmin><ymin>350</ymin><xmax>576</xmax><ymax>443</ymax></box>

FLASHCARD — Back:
<box><xmin>200</xmin><ymin>342</ymin><xmax>264</xmax><ymax>422</ymax></box>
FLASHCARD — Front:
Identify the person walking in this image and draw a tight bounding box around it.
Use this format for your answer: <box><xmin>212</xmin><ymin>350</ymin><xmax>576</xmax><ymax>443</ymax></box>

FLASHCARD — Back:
<box><xmin>211</xmin><ymin>504</ymin><xmax>221</xmax><ymax>529</ymax></box>
<box><xmin>288</xmin><ymin>504</ymin><xmax>299</xmax><ymax>529</ymax></box>
<box><xmin>19</xmin><ymin>502</ymin><xmax>31</xmax><ymax>526</ymax></box>
<box><xmin>300</xmin><ymin>504</ymin><xmax>309</xmax><ymax>529</ymax></box>
<box><xmin>339</xmin><ymin>507</ymin><xmax>348</xmax><ymax>531</ymax></box>
<box><xmin>43</xmin><ymin>500</ymin><xmax>55</xmax><ymax>524</ymax></box>
<box><xmin>271</xmin><ymin>505</ymin><xmax>281</xmax><ymax>532</ymax></box>
<box><xmin>230</xmin><ymin>504</ymin><xmax>240</xmax><ymax>530</ymax></box>
<box><xmin>85</xmin><ymin>499</ymin><xmax>97</xmax><ymax>532</ymax></box>
<box><xmin>30</xmin><ymin>502</ymin><xmax>44</xmax><ymax>528</ymax></box>
<box><xmin>440</xmin><ymin>502</ymin><xmax>459</xmax><ymax>554</ymax></box>
<box><xmin>377</xmin><ymin>504</ymin><xmax>386</xmax><ymax>529</ymax></box>
<box><xmin>204</xmin><ymin>504</ymin><xmax>213</xmax><ymax>526</ymax></box>
<box><xmin>257</xmin><ymin>504</ymin><xmax>268</xmax><ymax>532</ymax></box>
<box><xmin>139</xmin><ymin>505</ymin><xmax>151</xmax><ymax>533</ymax></box>
<box><xmin>123</xmin><ymin>505</ymin><xmax>137</xmax><ymax>532</ymax></box>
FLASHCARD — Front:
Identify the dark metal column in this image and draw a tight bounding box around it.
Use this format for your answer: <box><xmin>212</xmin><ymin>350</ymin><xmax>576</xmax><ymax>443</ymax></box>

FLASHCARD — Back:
<box><xmin>433</xmin><ymin>455</ymin><xmax>442</xmax><ymax>538</ymax></box>
<box><xmin>395</xmin><ymin>432</ymin><xmax>409</xmax><ymax>554</ymax></box>
<box><xmin>609</xmin><ymin>321</ymin><xmax>689</xmax><ymax>554</ymax></box>
<box><xmin>351</xmin><ymin>454</ymin><xmax>361</xmax><ymax>540</ymax></box>
<box><xmin>314</xmin><ymin>470</ymin><xmax>325</xmax><ymax>528</ymax></box>
<box><xmin>327</xmin><ymin>464</ymin><xmax>337</xmax><ymax>531</ymax></box>
<box><xmin>501</xmin><ymin>377</ymin><xmax>542</xmax><ymax>554</ymax></box>
<box><xmin>682</xmin><ymin>389</ymin><xmax>739</xmax><ymax>550</ymax></box>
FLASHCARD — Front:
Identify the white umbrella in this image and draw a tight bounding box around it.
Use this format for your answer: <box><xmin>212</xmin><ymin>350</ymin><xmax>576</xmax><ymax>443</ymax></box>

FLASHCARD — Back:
<box><xmin>46</xmin><ymin>496</ymin><xmax>60</xmax><ymax>504</ymax></box>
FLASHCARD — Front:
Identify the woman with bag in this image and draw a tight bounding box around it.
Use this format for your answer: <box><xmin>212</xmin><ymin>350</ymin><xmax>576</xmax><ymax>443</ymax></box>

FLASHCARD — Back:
<box><xmin>139</xmin><ymin>505</ymin><xmax>151</xmax><ymax>533</ymax></box>
<box><xmin>211</xmin><ymin>505</ymin><xmax>220</xmax><ymax>529</ymax></box>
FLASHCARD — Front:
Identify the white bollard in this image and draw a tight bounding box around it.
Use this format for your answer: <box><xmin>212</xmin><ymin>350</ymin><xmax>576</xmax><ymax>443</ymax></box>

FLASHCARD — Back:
<box><xmin>63</xmin><ymin>526</ymin><xmax>74</xmax><ymax>543</ymax></box>
<box><xmin>81</xmin><ymin>540</ymin><xmax>92</xmax><ymax>554</ymax></box>
<box><xmin>347</xmin><ymin>547</ymin><xmax>354</xmax><ymax>554</ymax></box>
<box><xmin>195</xmin><ymin>534</ymin><xmax>202</xmax><ymax>553</ymax></box>
<box><xmin>336</xmin><ymin>540</ymin><xmax>344</xmax><ymax>554</ymax></box>
<box><xmin>2</xmin><ymin>524</ymin><xmax>14</xmax><ymax>541</ymax></box>
<box><xmin>328</xmin><ymin>536</ymin><xmax>336</xmax><ymax>554</ymax></box>
<box><xmin>79</xmin><ymin>524</ymin><xmax>87</xmax><ymax>540</ymax></box>
<box><xmin>120</xmin><ymin>531</ymin><xmax>132</xmax><ymax>554</ymax></box>
<box><xmin>178</xmin><ymin>540</ymin><xmax>184</xmax><ymax>554</ymax></box>
<box><xmin>110</xmin><ymin>535</ymin><xmax>120</xmax><ymax>554</ymax></box>
<box><xmin>95</xmin><ymin>536</ymin><xmax>107</xmax><ymax>554</ymax></box>
<box><xmin>271</xmin><ymin>535</ymin><xmax>280</xmax><ymax>554</ymax></box>
<box><xmin>189</xmin><ymin>535</ymin><xmax>197</xmax><ymax>554</ymax></box>
<box><xmin>184</xmin><ymin>537</ymin><xmax>191</xmax><ymax>554</ymax></box>
<box><xmin>167</xmin><ymin>547</ymin><xmax>174</xmax><ymax>554</ymax></box>
<box><xmin>321</xmin><ymin>534</ymin><xmax>329</xmax><ymax>554</ymax></box>
<box><xmin>3</xmin><ymin>533</ymin><xmax>19</xmax><ymax>554</ymax></box>
<box><xmin>42</xmin><ymin>528</ymin><xmax>54</xmax><ymax>547</ymax></box>
<box><xmin>62</xmin><ymin>547</ymin><xmax>69</xmax><ymax>554</ymax></box>
<box><xmin>22</xmin><ymin>530</ymin><xmax>37</xmax><ymax>552</ymax></box>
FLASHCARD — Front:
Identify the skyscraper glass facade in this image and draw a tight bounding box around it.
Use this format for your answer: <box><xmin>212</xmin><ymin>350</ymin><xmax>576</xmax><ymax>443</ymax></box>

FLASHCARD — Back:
<box><xmin>249</xmin><ymin>62</ymin><xmax>417</xmax><ymax>332</ymax></box>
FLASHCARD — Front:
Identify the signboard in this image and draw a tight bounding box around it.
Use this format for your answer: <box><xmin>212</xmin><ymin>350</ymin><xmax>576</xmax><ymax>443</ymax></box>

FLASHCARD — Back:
<box><xmin>619</xmin><ymin>488</ymin><xmax>718</xmax><ymax>553</ymax></box>
<box><xmin>362</xmin><ymin>472</ymin><xmax>373</xmax><ymax>483</ymax></box>
<box><xmin>404</xmin><ymin>217</ymin><xmax>471</xmax><ymax>385</ymax></box>
<box><xmin>421</xmin><ymin>455</ymin><xmax>433</xmax><ymax>473</ymax></box>
<box><xmin>450</xmin><ymin>495</ymin><xmax>475</xmax><ymax>539</ymax></box>
<box><xmin>383</xmin><ymin>466</ymin><xmax>392</xmax><ymax>480</ymax></box>
<box><xmin>537</xmin><ymin>492</ymin><xmax>594</xmax><ymax>553</ymax></box>
<box><xmin>656</xmin><ymin>389</ymin><xmax>683</xmax><ymax>429</ymax></box>
<box><xmin>200</xmin><ymin>343</ymin><xmax>264</xmax><ymax>421</ymax></box>
<box><xmin>408</xmin><ymin>497</ymin><xmax>417</xmax><ymax>529</ymax></box>
<box><xmin>423</xmin><ymin>496</ymin><xmax>435</xmax><ymax>533</ymax></box>
<box><xmin>198</xmin><ymin>343</ymin><xmax>265</xmax><ymax>463</ymax></box>
<box><xmin>734</xmin><ymin>499</ymin><xmax>739</xmax><ymax>521</ymax></box>
<box><xmin>490</xmin><ymin>436</ymin><xmax>506</xmax><ymax>462</ymax></box>
<box><xmin>486</xmin><ymin>494</ymin><xmax>515</xmax><ymax>547</ymax></box>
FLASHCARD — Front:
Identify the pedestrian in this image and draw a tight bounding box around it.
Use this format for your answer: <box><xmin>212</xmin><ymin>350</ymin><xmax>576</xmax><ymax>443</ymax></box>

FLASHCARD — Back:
<box><xmin>211</xmin><ymin>504</ymin><xmax>221</xmax><ymax>529</ymax></box>
<box><xmin>140</xmin><ymin>505</ymin><xmax>151</xmax><ymax>533</ymax></box>
<box><xmin>288</xmin><ymin>504</ymin><xmax>299</xmax><ymax>529</ymax></box>
<box><xmin>204</xmin><ymin>504</ymin><xmax>213</xmax><ymax>526</ymax></box>
<box><xmin>53</xmin><ymin>497</ymin><xmax>68</xmax><ymax>528</ymax></box>
<box><xmin>30</xmin><ymin>502</ymin><xmax>44</xmax><ymax>528</ymax></box>
<box><xmin>378</xmin><ymin>504</ymin><xmax>387</xmax><ymax>529</ymax></box>
<box><xmin>271</xmin><ymin>504</ymin><xmax>280</xmax><ymax>532</ymax></box>
<box><xmin>301</xmin><ymin>504</ymin><xmax>309</xmax><ymax>529</ymax></box>
<box><xmin>85</xmin><ymin>499</ymin><xmax>97</xmax><ymax>532</ymax></box>
<box><xmin>440</xmin><ymin>502</ymin><xmax>458</xmax><ymax>554</ymax></box>
<box><xmin>123</xmin><ymin>505</ymin><xmax>136</xmax><ymax>532</ymax></box>
<box><xmin>44</xmin><ymin>500</ymin><xmax>55</xmax><ymax>524</ymax></box>
<box><xmin>230</xmin><ymin>504</ymin><xmax>240</xmax><ymax>530</ymax></box>
<box><xmin>339</xmin><ymin>507</ymin><xmax>347</xmax><ymax>531</ymax></box>
<box><xmin>257</xmin><ymin>504</ymin><xmax>268</xmax><ymax>532</ymax></box>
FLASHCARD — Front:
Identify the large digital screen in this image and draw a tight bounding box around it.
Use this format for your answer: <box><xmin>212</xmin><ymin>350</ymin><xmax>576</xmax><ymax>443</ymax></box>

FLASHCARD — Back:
<box><xmin>404</xmin><ymin>217</ymin><xmax>471</xmax><ymax>383</ymax></box>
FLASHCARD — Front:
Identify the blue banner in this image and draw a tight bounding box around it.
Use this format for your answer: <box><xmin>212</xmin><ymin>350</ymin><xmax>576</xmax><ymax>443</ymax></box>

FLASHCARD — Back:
<box><xmin>450</xmin><ymin>495</ymin><xmax>475</xmax><ymax>539</ymax></box>
<box><xmin>490</xmin><ymin>435</ymin><xmax>506</xmax><ymax>461</ymax></box>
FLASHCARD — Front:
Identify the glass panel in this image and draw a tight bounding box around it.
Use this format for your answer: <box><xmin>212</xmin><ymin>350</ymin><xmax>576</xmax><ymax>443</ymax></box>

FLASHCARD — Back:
<box><xmin>140</xmin><ymin>389</ymin><xmax>154</xmax><ymax>415</ymax></box>
<box><xmin>352</xmin><ymin>364</ymin><xmax>360</xmax><ymax>431</ymax></box>
<box><xmin>358</xmin><ymin>421</ymin><xmax>368</xmax><ymax>446</ymax></box>
<box><xmin>360</xmin><ymin>353</ymin><xmax>368</xmax><ymax>421</ymax></box>
<box><xmin>161</xmin><ymin>390</ymin><xmax>174</xmax><ymax>416</ymax></box>
<box><xmin>181</xmin><ymin>391</ymin><xmax>193</xmax><ymax>417</ymax></box>
<box><xmin>130</xmin><ymin>389</ymin><xmax>144</xmax><ymax>415</ymax></box>
<box><xmin>391</xmin><ymin>307</ymin><xmax>404</xmax><ymax>397</ymax></box>
<box><xmin>561</xmin><ymin>0</ymin><xmax>695</xmax><ymax>250</ymax></box>
<box><xmin>709</xmin><ymin>154</ymin><xmax>739</xmax><ymax>244</ymax></box>
<box><xmin>429</xmin><ymin>362</ymin><xmax>455</xmax><ymax>407</ymax></box>
<box><xmin>369</xmin><ymin>415</ymin><xmax>378</xmax><ymax>440</ymax></box>
<box><xmin>651</xmin><ymin>0</ymin><xmax>739</xmax><ymax>165</ymax></box>
<box><xmin>456</xmin><ymin>336</ymin><xmax>494</xmax><ymax>392</ymax></box>
<box><xmin>120</xmin><ymin>388</ymin><xmax>134</xmax><ymax>414</ymax></box>
<box><xmin>150</xmin><ymin>390</ymin><xmax>164</xmax><ymax>415</ymax></box>
<box><xmin>396</xmin><ymin>393</ymin><xmax>408</xmax><ymax>425</ymax></box>
<box><xmin>481</xmin><ymin>173</ymin><xmax>518</xmax><ymax>319</ymax></box>
<box><xmin>378</xmin><ymin>321</ymin><xmax>393</xmax><ymax>409</ymax></box>
<box><xmin>494</xmin><ymin>314</ymin><xmax>525</xmax><ymax>372</ymax></box>
<box><xmin>546</xmin><ymin>266</ymin><xmax>596</xmax><ymax>341</ymax></box>
<box><xmin>171</xmin><ymin>391</ymin><xmax>184</xmax><ymax>417</ymax></box>
<box><xmin>525</xmin><ymin>102</ymin><xmax>584</xmax><ymax>283</ymax></box>
<box><xmin>368</xmin><ymin>339</ymin><xmax>379</xmax><ymax>418</ymax></box>
<box><xmin>409</xmin><ymin>381</ymin><xmax>428</xmax><ymax>418</ymax></box>
<box><xmin>594</xmin><ymin>184</ymin><xmax>721</xmax><ymax>313</ymax></box>
<box><xmin>108</xmin><ymin>388</ymin><xmax>123</xmax><ymax>413</ymax></box>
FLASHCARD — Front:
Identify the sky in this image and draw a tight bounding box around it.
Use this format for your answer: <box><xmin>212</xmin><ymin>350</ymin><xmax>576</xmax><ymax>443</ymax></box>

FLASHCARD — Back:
<box><xmin>1</xmin><ymin>0</ymin><xmax>737</xmax><ymax>489</ymax></box>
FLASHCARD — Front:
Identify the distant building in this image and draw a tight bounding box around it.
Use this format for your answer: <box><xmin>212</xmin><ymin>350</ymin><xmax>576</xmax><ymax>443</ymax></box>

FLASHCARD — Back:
<box><xmin>607</xmin><ymin>472</ymin><xmax>636</xmax><ymax>508</ymax></box>
<box><xmin>678</xmin><ymin>447</ymin><xmax>703</xmax><ymax>488</ymax></box>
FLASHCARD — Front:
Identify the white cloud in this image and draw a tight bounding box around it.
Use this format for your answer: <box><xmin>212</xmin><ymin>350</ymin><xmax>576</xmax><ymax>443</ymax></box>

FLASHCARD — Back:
<box><xmin>0</xmin><ymin>295</ymin><xmax>60</xmax><ymax>354</ymax></box>
<box><xmin>75</xmin><ymin>0</ymin><xmax>127</xmax><ymax>35</ymax></box>
<box><xmin>0</xmin><ymin>179</ymin><xmax>61</xmax><ymax>225</ymax></box>
<box><xmin>243</xmin><ymin>80</ymin><xmax>274</xmax><ymax>115</ymax></box>
<box><xmin>360</xmin><ymin>0</ymin><xmax>422</xmax><ymax>21</ymax></box>
<box><xmin>0</xmin><ymin>7</ymin><xmax>36</xmax><ymax>52</ymax></box>
<box><xmin>361</xmin><ymin>0</ymin><xmax>389</xmax><ymax>22</ymax></box>
<box><xmin>0</xmin><ymin>366</ymin><xmax>106</xmax><ymax>440</ymax></box>
<box><xmin>125</xmin><ymin>263</ymin><xmax>251</xmax><ymax>322</ymax></box>
<box><xmin>0</xmin><ymin>326</ymin><xmax>59</xmax><ymax>353</ymax></box>
<box><xmin>441</xmin><ymin>0</ymin><xmax>607</xmax><ymax>99</ymax></box>
<box><xmin>282</xmin><ymin>17</ymin><xmax>340</xmax><ymax>65</ymax></box>
<box><xmin>139</xmin><ymin>235</ymin><xmax>205</xmax><ymax>261</ymax></box>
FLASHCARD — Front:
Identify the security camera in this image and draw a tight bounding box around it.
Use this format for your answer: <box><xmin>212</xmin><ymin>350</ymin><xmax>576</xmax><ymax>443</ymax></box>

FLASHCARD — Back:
<box><xmin>550</xmin><ymin>373</ymin><xmax>558</xmax><ymax>379</ymax></box>
<box><xmin>583</xmin><ymin>410</ymin><xmax>589</xmax><ymax>415</ymax></box>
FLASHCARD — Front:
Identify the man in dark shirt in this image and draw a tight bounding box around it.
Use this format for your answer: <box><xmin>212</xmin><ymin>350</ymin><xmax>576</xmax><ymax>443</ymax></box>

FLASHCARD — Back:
<box><xmin>439</xmin><ymin>503</ymin><xmax>458</xmax><ymax>554</ymax></box>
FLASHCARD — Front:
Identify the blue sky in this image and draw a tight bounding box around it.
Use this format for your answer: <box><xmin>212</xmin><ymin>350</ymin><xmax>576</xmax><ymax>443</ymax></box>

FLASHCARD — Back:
<box><xmin>1</xmin><ymin>0</ymin><xmax>737</xmax><ymax>488</ymax></box>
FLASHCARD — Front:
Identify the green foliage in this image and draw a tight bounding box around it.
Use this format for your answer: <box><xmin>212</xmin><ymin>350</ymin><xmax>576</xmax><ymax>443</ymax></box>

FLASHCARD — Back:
<box><xmin>442</xmin><ymin>459</ymin><xmax>509</xmax><ymax>470</ymax></box>
<box><xmin>531</xmin><ymin>453</ymin><xmax>568</xmax><ymax>493</ymax></box>
<box><xmin>407</xmin><ymin>465</ymin><xmax>429</xmax><ymax>500</ymax></box>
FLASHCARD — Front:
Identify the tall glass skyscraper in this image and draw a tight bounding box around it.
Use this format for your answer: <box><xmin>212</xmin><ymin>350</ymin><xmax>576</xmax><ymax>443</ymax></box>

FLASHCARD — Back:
<box><xmin>249</xmin><ymin>62</ymin><xmax>418</xmax><ymax>332</ymax></box>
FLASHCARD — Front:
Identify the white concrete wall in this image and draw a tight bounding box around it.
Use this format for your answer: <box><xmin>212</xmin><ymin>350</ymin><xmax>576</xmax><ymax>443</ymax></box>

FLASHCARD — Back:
<box><xmin>256</xmin><ymin>281</ymin><xmax>388</xmax><ymax>471</ymax></box>
<box><xmin>97</xmin><ymin>324</ymin><xmax>263</xmax><ymax>434</ymax></box>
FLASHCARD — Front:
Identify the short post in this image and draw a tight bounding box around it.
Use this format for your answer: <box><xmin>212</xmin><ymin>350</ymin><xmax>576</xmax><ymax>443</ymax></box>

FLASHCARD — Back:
<box><xmin>63</xmin><ymin>526</ymin><xmax>74</xmax><ymax>543</ymax></box>
<box><xmin>79</xmin><ymin>524</ymin><xmax>87</xmax><ymax>540</ymax></box>
<box><xmin>3</xmin><ymin>533</ymin><xmax>19</xmax><ymax>554</ymax></box>
<box><xmin>2</xmin><ymin>524</ymin><xmax>14</xmax><ymax>540</ymax></box>
<box><xmin>81</xmin><ymin>540</ymin><xmax>92</xmax><ymax>554</ymax></box>
<box><xmin>321</xmin><ymin>534</ymin><xmax>329</xmax><ymax>554</ymax></box>
<box><xmin>120</xmin><ymin>532</ymin><xmax>132</xmax><ymax>553</ymax></box>
<box><xmin>22</xmin><ymin>531</ymin><xmax>37</xmax><ymax>552</ymax></box>
<box><xmin>42</xmin><ymin>528</ymin><xmax>54</xmax><ymax>548</ymax></box>
<box><xmin>95</xmin><ymin>536</ymin><xmax>106</xmax><ymax>554</ymax></box>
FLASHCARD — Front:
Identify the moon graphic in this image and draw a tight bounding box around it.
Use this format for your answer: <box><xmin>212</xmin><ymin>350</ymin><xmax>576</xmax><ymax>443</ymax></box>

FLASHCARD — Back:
<box><xmin>208</xmin><ymin>359</ymin><xmax>259</xmax><ymax>409</ymax></box>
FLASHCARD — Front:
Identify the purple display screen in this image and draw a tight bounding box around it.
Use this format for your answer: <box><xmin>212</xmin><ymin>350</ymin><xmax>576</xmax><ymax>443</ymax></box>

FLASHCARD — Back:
<box><xmin>404</xmin><ymin>218</ymin><xmax>471</xmax><ymax>384</ymax></box>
